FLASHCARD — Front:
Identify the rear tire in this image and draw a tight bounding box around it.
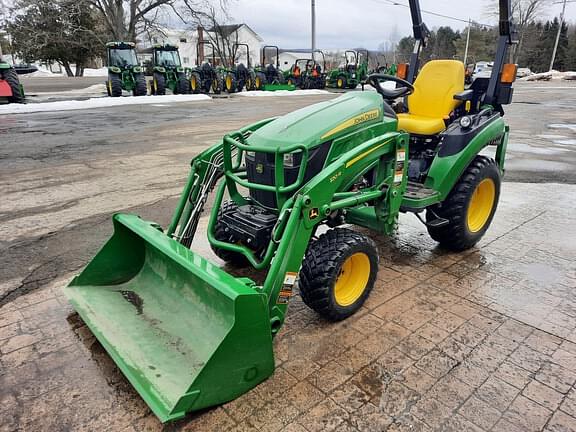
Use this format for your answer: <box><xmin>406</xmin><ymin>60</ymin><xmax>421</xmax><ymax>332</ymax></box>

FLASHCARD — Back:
<box><xmin>152</xmin><ymin>72</ymin><xmax>166</xmax><ymax>96</ymax></box>
<box><xmin>255</xmin><ymin>72</ymin><xmax>266</xmax><ymax>90</ymax></box>
<box><xmin>108</xmin><ymin>73</ymin><xmax>122</xmax><ymax>97</ymax></box>
<box><xmin>211</xmin><ymin>201</ymin><xmax>249</xmax><ymax>268</ymax></box>
<box><xmin>3</xmin><ymin>68</ymin><xmax>24</xmax><ymax>103</ymax></box>
<box><xmin>299</xmin><ymin>228</ymin><xmax>378</xmax><ymax>321</ymax></box>
<box><xmin>225</xmin><ymin>73</ymin><xmax>237</xmax><ymax>93</ymax></box>
<box><xmin>426</xmin><ymin>156</ymin><xmax>501</xmax><ymax>251</ymax></box>
<box><xmin>190</xmin><ymin>72</ymin><xmax>201</xmax><ymax>94</ymax></box>
<box><xmin>134</xmin><ymin>74</ymin><xmax>147</xmax><ymax>96</ymax></box>
<box><xmin>212</xmin><ymin>76</ymin><xmax>223</xmax><ymax>94</ymax></box>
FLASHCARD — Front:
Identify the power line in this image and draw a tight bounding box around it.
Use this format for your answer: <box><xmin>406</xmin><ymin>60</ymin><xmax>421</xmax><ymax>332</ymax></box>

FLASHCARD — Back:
<box><xmin>369</xmin><ymin>0</ymin><xmax>494</xmax><ymax>28</ymax></box>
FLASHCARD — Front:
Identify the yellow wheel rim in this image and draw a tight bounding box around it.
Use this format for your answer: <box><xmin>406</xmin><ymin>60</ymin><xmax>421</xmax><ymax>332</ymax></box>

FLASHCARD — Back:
<box><xmin>337</xmin><ymin>78</ymin><xmax>343</xmax><ymax>88</ymax></box>
<box><xmin>191</xmin><ymin>77</ymin><xmax>197</xmax><ymax>90</ymax></box>
<box><xmin>107</xmin><ymin>80</ymin><xmax>112</xmax><ymax>94</ymax></box>
<box><xmin>334</xmin><ymin>253</ymin><xmax>371</xmax><ymax>307</ymax></box>
<box><xmin>467</xmin><ymin>178</ymin><xmax>496</xmax><ymax>233</ymax></box>
<box><xmin>256</xmin><ymin>77</ymin><xmax>261</xmax><ymax>88</ymax></box>
<box><xmin>226</xmin><ymin>76</ymin><xmax>232</xmax><ymax>90</ymax></box>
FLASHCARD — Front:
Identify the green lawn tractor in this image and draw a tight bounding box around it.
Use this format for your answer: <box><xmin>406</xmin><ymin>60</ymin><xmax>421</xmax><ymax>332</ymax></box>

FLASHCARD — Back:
<box><xmin>106</xmin><ymin>42</ymin><xmax>147</xmax><ymax>97</ymax></box>
<box><xmin>223</xmin><ymin>43</ymin><xmax>253</xmax><ymax>93</ymax></box>
<box><xmin>150</xmin><ymin>44</ymin><xmax>190</xmax><ymax>95</ymax></box>
<box><xmin>283</xmin><ymin>58</ymin><xmax>309</xmax><ymax>88</ymax></box>
<box><xmin>254</xmin><ymin>45</ymin><xmax>294</xmax><ymax>91</ymax></box>
<box><xmin>65</xmin><ymin>0</ymin><xmax>517</xmax><ymax>423</ymax></box>
<box><xmin>0</xmin><ymin>59</ymin><xmax>25</xmax><ymax>104</ymax></box>
<box><xmin>327</xmin><ymin>49</ymin><xmax>369</xmax><ymax>89</ymax></box>
<box><xmin>190</xmin><ymin>41</ymin><xmax>223</xmax><ymax>95</ymax></box>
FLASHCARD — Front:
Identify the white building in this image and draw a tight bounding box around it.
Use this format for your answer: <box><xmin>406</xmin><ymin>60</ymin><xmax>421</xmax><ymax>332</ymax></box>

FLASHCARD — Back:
<box><xmin>141</xmin><ymin>24</ymin><xmax>263</xmax><ymax>68</ymax></box>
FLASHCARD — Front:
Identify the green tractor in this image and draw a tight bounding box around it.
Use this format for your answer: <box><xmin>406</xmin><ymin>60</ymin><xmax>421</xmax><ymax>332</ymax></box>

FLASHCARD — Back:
<box><xmin>190</xmin><ymin>41</ymin><xmax>223</xmax><ymax>95</ymax></box>
<box><xmin>106</xmin><ymin>42</ymin><xmax>147</xmax><ymax>97</ymax></box>
<box><xmin>283</xmin><ymin>58</ymin><xmax>309</xmax><ymax>88</ymax></box>
<box><xmin>328</xmin><ymin>49</ymin><xmax>369</xmax><ymax>89</ymax></box>
<box><xmin>254</xmin><ymin>45</ymin><xmax>294</xmax><ymax>91</ymax></box>
<box><xmin>222</xmin><ymin>43</ymin><xmax>253</xmax><ymax>94</ymax></box>
<box><xmin>150</xmin><ymin>44</ymin><xmax>190</xmax><ymax>95</ymax></box>
<box><xmin>0</xmin><ymin>58</ymin><xmax>24</xmax><ymax>104</ymax></box>
<box><xmin>65</xmin><ymin>0</ymin><xmax>517</xmax><ymax>423</ymax></box>
<box><xmin>301</xmin><ymin>50</ymin><xmax>327</xmax><ymax>89</ymax></box>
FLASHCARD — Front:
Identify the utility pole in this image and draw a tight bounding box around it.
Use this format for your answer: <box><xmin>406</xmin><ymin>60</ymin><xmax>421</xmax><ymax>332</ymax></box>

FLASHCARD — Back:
<box><xmin>311</xmin><ymin>0</ymin><xmax>316</xmax><ymax>60</ymax></box>
<box><xmin>549</xmin><ymin>0</ymin><xmax>567</xmax><ymax>71</ymax></box>
<box><xmin>463</xmin><ymin>19</ymin><xmax>471</xmax><ymax>66</ymax></box>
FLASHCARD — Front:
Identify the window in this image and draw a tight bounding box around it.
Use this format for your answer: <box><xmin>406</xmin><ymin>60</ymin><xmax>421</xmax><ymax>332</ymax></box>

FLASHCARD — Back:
<box><xmin>183</xmin><ymin>57</ymin><xmax>189</xmax><ymax>65</ymax></box>
<box><xmin>180</xmin><ymin>38</ymin><xmax>187</xmax><ymax>43</ymax></box>
<box><xmin>153</xmin><ymin>37</ymin><xmax>158</xmax><ymax>43</ymax></box>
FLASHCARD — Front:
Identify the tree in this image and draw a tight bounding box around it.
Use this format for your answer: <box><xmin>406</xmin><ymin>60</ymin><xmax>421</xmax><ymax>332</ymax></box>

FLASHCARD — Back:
<box><xmin>454</xmin><ymin>25</ymin><xmax>498</xmax><ymax>64</ymax></box>
<box><xmin>487</xmin><ymin>0</ymin><xmax>552</xmax><ymax>63</ymax></box>
<box><xmin>7</xmin><ymin>0</ymin><xmax>105</xmax><ymax>76</ymax></box>
<box><xmin>433</xmin><ymin>26</ymin><xmax>460</xmax><ymax>59</ymax></box>
<box><xmin>566</xmin><ymin>28</ymin><xmax>576</xmax><ymax>71</ymax></box>
<box><xmin>87</xmin><ymin>0</ymin><xmax>176</xmax><ymax>42</ymax></box>
<box><xmin>179</xmin><ymin>0</ymin><xmax>242</xmax><ymax>68</ymax></box>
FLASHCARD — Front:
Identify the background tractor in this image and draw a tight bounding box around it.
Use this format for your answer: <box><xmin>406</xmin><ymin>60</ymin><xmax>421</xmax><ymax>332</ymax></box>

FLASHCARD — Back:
<box><xmin>106</xmin><ymin>42</ymin><xmax>147</xmax><ymax>97</ymax></box>
<box><xmin>0</xmin><ymin>58</ymin><xmax>24</xmax><ymax>104</ymax></box>
<box><xmin>223</xmin><ymin>43</ymin><xmax>252</xmax><ymax>93</ymax></box>
<box><xmin>150</xmin><ymin>44</ymin><xmax>190</xmax><ymax>95</ymax></box>
<box><xmin>328</xmin><ymin>49</ymin><xmax>369</xmax><ymax>89</ymax></box>
<box><xmin>65</xmin><ymin>0</ymin><xmax>517</xmax><ymax>423</ymax></box>
<box><xmin>283</xmin><ymin>58</ymin><xmax>309</xmax><ymax>88</ymax></box>
<box><xmin>190</xmin><ymin>41</ymin><xmax>223</xmax><ymax>94</ymax></box>
<box><xmin>300</xmin><ymin>50</ymin><xmax>327</xmax><ymax>89</ymax></box>
<box><xmin>254</xmin><ymin>45</ymin><xmax>294</xmax><ymax>91</ymax></box>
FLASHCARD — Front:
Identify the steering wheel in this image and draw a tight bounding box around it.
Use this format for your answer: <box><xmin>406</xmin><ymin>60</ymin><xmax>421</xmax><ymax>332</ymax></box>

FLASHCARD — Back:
<box><xmin>368</xmin><ymin>74</ymin><xmax>414</xmax><ymax>101</ymax></box>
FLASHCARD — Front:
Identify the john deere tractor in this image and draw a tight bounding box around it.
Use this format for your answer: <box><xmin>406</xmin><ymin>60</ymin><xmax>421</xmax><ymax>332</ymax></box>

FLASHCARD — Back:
<box><xmin>0</xmin><ymin>58</ymin><xmax>24</xmax><ymax>104</ymax></box>
<box><xmin>300</xmin><ymin>50</ymin><xmax>327</xmax><ymax>89</ymax></box>
<box><xmin>106</xmin><ymin>42</ymin><xmax>147</xmax><ymax>97</ymax></box>
<box><xmin>65</xmin><ymin>0</ymin><xmax>517</xmax><ymax>423</ymax></box>
<box><xmin>150</xmin><ymin>44</ymin><xmax>190</xmax><ymax>95</ymax></box>
<box><xmin>190</xmin><ymin>41</ymin><xmax>223</xmax><ymax>94</ymax></box>
<box><xmin>284</xmin><ymin>58</ymin><xmax>309</xmax><ymax>88</ymax></box>
<box><xmin>328</xmin><ymin>49</ymin><xmax>369</xmax><ymax>89</ymax></box>
<box><xmin>223</xmin><ymin>43</ymin><xmax>252</xmax><ymax>93</ymax></box>
<box><xmin>253</xmin><ymin>45</ymin><xmax>294</xmax><ymax>91</ymax></box>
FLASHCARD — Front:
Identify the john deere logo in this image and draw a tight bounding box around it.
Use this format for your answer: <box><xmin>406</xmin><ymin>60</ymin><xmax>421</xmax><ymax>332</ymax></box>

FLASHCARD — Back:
<box><xmin>309</xmin><ymin>208</ymin><xmax>319</xmax><ymax>219</ymax></box>
<box><xmin>353</xmin><ymin>110</ymin><xmax>379</xmax><ymax>125</ymax></box>
<box><xmin>256</xmin><ymin>163</ymin><xmax>264</xmax><ymax>174</ymax></box>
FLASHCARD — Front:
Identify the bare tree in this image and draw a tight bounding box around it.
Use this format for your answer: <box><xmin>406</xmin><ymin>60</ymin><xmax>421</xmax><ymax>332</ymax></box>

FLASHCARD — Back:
<box><xmin>88</xmin><ymin>0</ymin><xmax>176</xmax><ymax>41</ymax></box>
<box><xmin>180</xmin><ymin>0</ymin><xmax>240</xmax><ymax>67</ymax></box>
<box><xmin>488</xmin><ymin>0</ymin><xmax>551</xmax><ymax>62</ymax></box>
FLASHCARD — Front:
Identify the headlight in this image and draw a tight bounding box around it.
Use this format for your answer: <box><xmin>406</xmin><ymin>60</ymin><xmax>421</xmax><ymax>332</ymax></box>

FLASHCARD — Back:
<box><xmin>177</xmin><ymin>66</ymin><xmax>184</xmax><ymax>73</ymax></box>
<box><xmin>283</xmin><ymin>153</ymin><xmax>295</xmax><ymax>167</ymax></box>
<box><xmin>460</xmin><ymin>116</ymin><xmax>472</xmax><ymax>129</ymax></box>
<box><xmin>133</xmin><ymin>66</ymin><xmax>142</xmax><ymax>73</ymax></box>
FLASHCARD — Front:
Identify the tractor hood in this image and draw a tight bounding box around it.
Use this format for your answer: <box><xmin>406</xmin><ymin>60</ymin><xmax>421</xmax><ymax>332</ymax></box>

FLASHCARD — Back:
<box><xmin>247</xmin><ymin>92</ymin><xmax>386</xmax><ymax>150</ymax></box>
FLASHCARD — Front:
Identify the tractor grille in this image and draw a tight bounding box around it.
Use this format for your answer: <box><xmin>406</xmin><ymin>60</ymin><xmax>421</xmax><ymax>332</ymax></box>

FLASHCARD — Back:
<box><xmin>245</xmin><ymin>141</ymin><xmax>331</xmax><ymax>209</ymax></box>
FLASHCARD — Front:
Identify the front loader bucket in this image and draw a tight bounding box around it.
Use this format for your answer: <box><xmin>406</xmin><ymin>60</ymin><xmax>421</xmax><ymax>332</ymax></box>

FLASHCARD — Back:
<box><xmin>64</xmin><ymin>214</ymin><xmax>274</xmax><ymax>422</ymax></box>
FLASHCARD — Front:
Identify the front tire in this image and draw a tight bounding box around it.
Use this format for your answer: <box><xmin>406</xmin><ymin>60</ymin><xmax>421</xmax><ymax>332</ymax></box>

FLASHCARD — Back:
<box><xmin>299</xmin><ymin>228</ymin><xmax>378</xmax><ymax>321</ymax></box>
<box><xmin>176</xmin><ymin>73</ymin><xmax>190</xmax><ymax>94</ymax></box>
<box><xmin>255</xmin><ymin>72</ymin><xmax>266</xmax><ymax>90</ymax></box>
<box><xmin>108</xmin><ymin>73</ymin><xmax>122</xmax><ymax>97</ymax></box>
<box><xmin>426</xmin><ymin>156</ymin><xmax>501</xmax><ymax>251</ymax></box>
<box><xmin>134</xmin><ymin>74</ymin><xmax>148</xmax><ymax>96</ymax></box>
<box><xmin>225</xmin><ymin>73</ymin><xmax>237</xmax><ymax>93</ymax></box>
<box><xmin>152</xmin><ymin>72</ymin><xmax>165</xmax><ymax>96</ymax></box>
<box><xmin>336</xmin><ymin>75</ymin><xmax>347</xmax><ymax>89</ymax></box>
<box><xmin>190</xmin><ymin>72</ymin><xmax>201</xmax><ymax>94</ymax></box>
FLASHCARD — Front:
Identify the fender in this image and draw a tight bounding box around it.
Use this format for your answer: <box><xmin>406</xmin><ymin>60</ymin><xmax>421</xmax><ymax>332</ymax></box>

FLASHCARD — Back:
<box><xmin>424</xmin><ymin>115</ymin><xmax>507</xmax><ymax>201</ymax></box>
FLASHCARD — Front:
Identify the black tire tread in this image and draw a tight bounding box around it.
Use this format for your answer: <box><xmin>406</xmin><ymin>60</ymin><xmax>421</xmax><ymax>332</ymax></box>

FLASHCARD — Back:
<box><xmin>426</xmin><ymin>156</ymin><xmax>500</xmax><ymax>251</ymax></box>
<box><xmin>299</xmin><ymin>228</ymin><xmax>378</xmax><ymax>321</ymax></box>
<box><xmin>3</xmin><ymin>68</ymin><xmax>24</xmax><ymax>103</ymax></box>
<box><xmin>109</xmin><ymin>73</ymin><xmax>122</xmax><ymax>97</ymax></box>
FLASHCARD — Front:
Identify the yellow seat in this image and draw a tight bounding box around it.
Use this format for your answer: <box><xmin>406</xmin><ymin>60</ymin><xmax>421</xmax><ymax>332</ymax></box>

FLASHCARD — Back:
<box><xmin>397</xmin><ymin>60</ymin><xmax>465</xmax><ymax>136</ymax></box>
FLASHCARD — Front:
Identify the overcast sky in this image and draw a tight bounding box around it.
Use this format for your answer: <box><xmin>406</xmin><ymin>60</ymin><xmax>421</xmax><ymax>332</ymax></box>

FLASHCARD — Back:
<box><xmin>228</xmin><ymin>0</ymin><xmax>576</xmax><ymax>50</ymax></box>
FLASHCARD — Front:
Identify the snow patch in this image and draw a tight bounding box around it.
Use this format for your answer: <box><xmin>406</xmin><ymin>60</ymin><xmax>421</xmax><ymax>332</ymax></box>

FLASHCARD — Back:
<box><xmin>0</xmin><ymin>94</ymin><xmax>211</xmax><ymax>115</ymax></box>
<box><xmin>237</xmin><ymin>90</ymin><xmax>331</xmax><ymax>97</ymax></box>
<box><xmin>23</xmin><ymin>66</ymin><xmax>108</xmax><ymax>78</ymax></box>
<box><xmin>521</xmin><ymin>70</ymin><xmax>576</xmax><ymax>81</ymax></box>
